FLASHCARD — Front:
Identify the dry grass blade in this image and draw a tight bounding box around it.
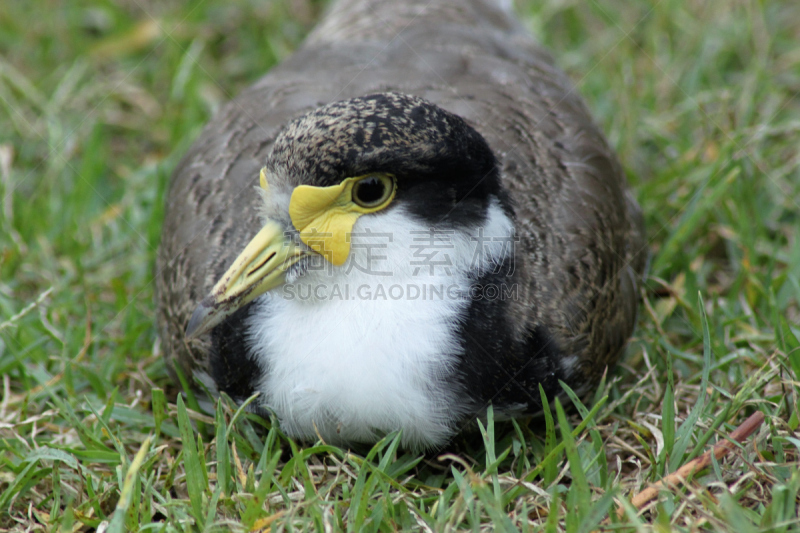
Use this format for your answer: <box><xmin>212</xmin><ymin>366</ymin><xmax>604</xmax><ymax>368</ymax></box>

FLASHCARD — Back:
<box><xmin>617</xmin><ymin>410</ymin><xmax>767</xmax><ymax>518</ymax></box>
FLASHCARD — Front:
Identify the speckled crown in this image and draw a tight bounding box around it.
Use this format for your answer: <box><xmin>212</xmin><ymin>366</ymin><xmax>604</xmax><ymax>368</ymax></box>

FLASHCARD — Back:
<box><xmin>266</xmin><ymin>92</ymin><xmax>497</xmax><ymax>188</ymax></box>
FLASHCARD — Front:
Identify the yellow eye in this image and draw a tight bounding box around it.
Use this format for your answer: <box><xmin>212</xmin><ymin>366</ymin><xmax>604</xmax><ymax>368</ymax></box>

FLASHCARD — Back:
<box><xmin>351</xmin><ymin>174</ymin><xmax>395</xmax><ymax>209</ymax></box>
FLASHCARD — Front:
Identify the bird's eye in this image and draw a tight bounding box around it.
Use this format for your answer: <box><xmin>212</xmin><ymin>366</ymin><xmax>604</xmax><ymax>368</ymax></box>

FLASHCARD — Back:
<box><xmin>352</xmin><ymin>174</ymin><xmax>394</xmax><ymax>208</ymax></box>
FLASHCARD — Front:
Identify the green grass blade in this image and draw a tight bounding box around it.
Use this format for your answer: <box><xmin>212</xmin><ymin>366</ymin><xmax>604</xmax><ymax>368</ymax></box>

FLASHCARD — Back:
<box><xmin>177</xmin><ymin>395</ymin><xmax>205</xmax><ymax>527</ymax></box>
<box><xmin>555</xmin><ymin>398</ymin><xmax>590</xmax><ymax>511</ymax></box>
<box><xmin>106</xmin><ymin>436</ymin><xmax>152</xmax><ymax>533</ymax></box>
<box><xmin>669</xmin><ymin>295</ymin><xmax>713</xmax><ymax>471</ymax></box>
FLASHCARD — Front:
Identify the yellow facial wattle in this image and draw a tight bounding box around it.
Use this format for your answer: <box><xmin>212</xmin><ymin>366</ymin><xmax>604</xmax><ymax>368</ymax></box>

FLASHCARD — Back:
<box><xmin>288</xmin><ymin>174</ymin><xmax>396</xmax><ymax>265</ymax></box>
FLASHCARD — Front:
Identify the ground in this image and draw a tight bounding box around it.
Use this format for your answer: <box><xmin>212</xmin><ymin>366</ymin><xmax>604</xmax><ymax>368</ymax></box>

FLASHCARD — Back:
<box><xmin>1</xmin><ymin>0</ymin><xmax>799</xmax><ymax>531</ymax></box>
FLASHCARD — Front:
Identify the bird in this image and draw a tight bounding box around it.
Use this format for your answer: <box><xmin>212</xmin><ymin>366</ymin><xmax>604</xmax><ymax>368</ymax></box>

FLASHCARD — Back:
<box><xmin>155</xmin><ymin>0</ymin><xmax>646</xmax><ymax>450</ymax></box>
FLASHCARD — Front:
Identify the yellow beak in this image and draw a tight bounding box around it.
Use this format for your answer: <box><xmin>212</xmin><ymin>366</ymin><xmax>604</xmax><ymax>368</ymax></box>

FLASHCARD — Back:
<box><xmin>185</xmin><ymin>221</ymin><xmax>307</xmax><ymax>338</ymax></box>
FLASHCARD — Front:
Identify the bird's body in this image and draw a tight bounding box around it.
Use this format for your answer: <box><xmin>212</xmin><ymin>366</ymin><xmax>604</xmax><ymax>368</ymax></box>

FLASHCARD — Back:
<box><xmin>156</xmin><ymin>0</ymin><xmax>645</xmax><ymax>449</ymax></box>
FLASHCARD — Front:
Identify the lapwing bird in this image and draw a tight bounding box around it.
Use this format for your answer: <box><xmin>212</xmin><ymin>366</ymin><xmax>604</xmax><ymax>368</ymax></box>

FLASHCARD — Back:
<box><xmin>156</xmin><ymin>0</ymin><xmax>646</xmax><ymax>449</ymax></box>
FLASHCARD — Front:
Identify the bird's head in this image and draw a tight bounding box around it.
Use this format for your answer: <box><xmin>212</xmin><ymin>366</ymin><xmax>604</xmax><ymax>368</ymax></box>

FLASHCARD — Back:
<box><xmin>186</xmin><ymin>92</ymin><xmax>511</xmax><ymax>338</ymax></box>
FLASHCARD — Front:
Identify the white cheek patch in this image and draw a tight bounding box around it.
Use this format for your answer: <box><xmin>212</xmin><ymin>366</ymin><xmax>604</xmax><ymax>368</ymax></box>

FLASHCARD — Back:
<box><xmin>245</xmin><ymin>195</ymin><xmax>515</xmax><ymax>449</ymax></box>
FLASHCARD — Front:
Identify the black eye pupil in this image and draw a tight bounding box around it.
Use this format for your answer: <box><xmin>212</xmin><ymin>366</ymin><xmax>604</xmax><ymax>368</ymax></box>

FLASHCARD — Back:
<box><xmin>354</xmin><ymin>177</ymin><xmax>386</xmax><ymax>206</ymax></box>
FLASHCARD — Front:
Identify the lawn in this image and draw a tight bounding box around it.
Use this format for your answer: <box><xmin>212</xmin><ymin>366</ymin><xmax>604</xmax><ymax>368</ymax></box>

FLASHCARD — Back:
<box><xmin>1</xmin><ymin>0</ymin><xmax>799</xmax><ymax>531</ymax></box>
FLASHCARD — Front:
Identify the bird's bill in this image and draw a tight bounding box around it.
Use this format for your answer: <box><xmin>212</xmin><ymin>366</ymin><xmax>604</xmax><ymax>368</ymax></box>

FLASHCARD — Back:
<box><xmin>185</xmin><ymin>221</ymin><xmax>306</xmax><ymax>338</ymax></box>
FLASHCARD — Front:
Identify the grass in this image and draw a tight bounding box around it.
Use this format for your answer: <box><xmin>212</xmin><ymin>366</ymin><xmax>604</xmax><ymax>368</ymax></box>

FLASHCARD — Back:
<box><xmin>1</xmin><ymin>0</ymin><xmax>799</xmax><ymax>530</ymax></box>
